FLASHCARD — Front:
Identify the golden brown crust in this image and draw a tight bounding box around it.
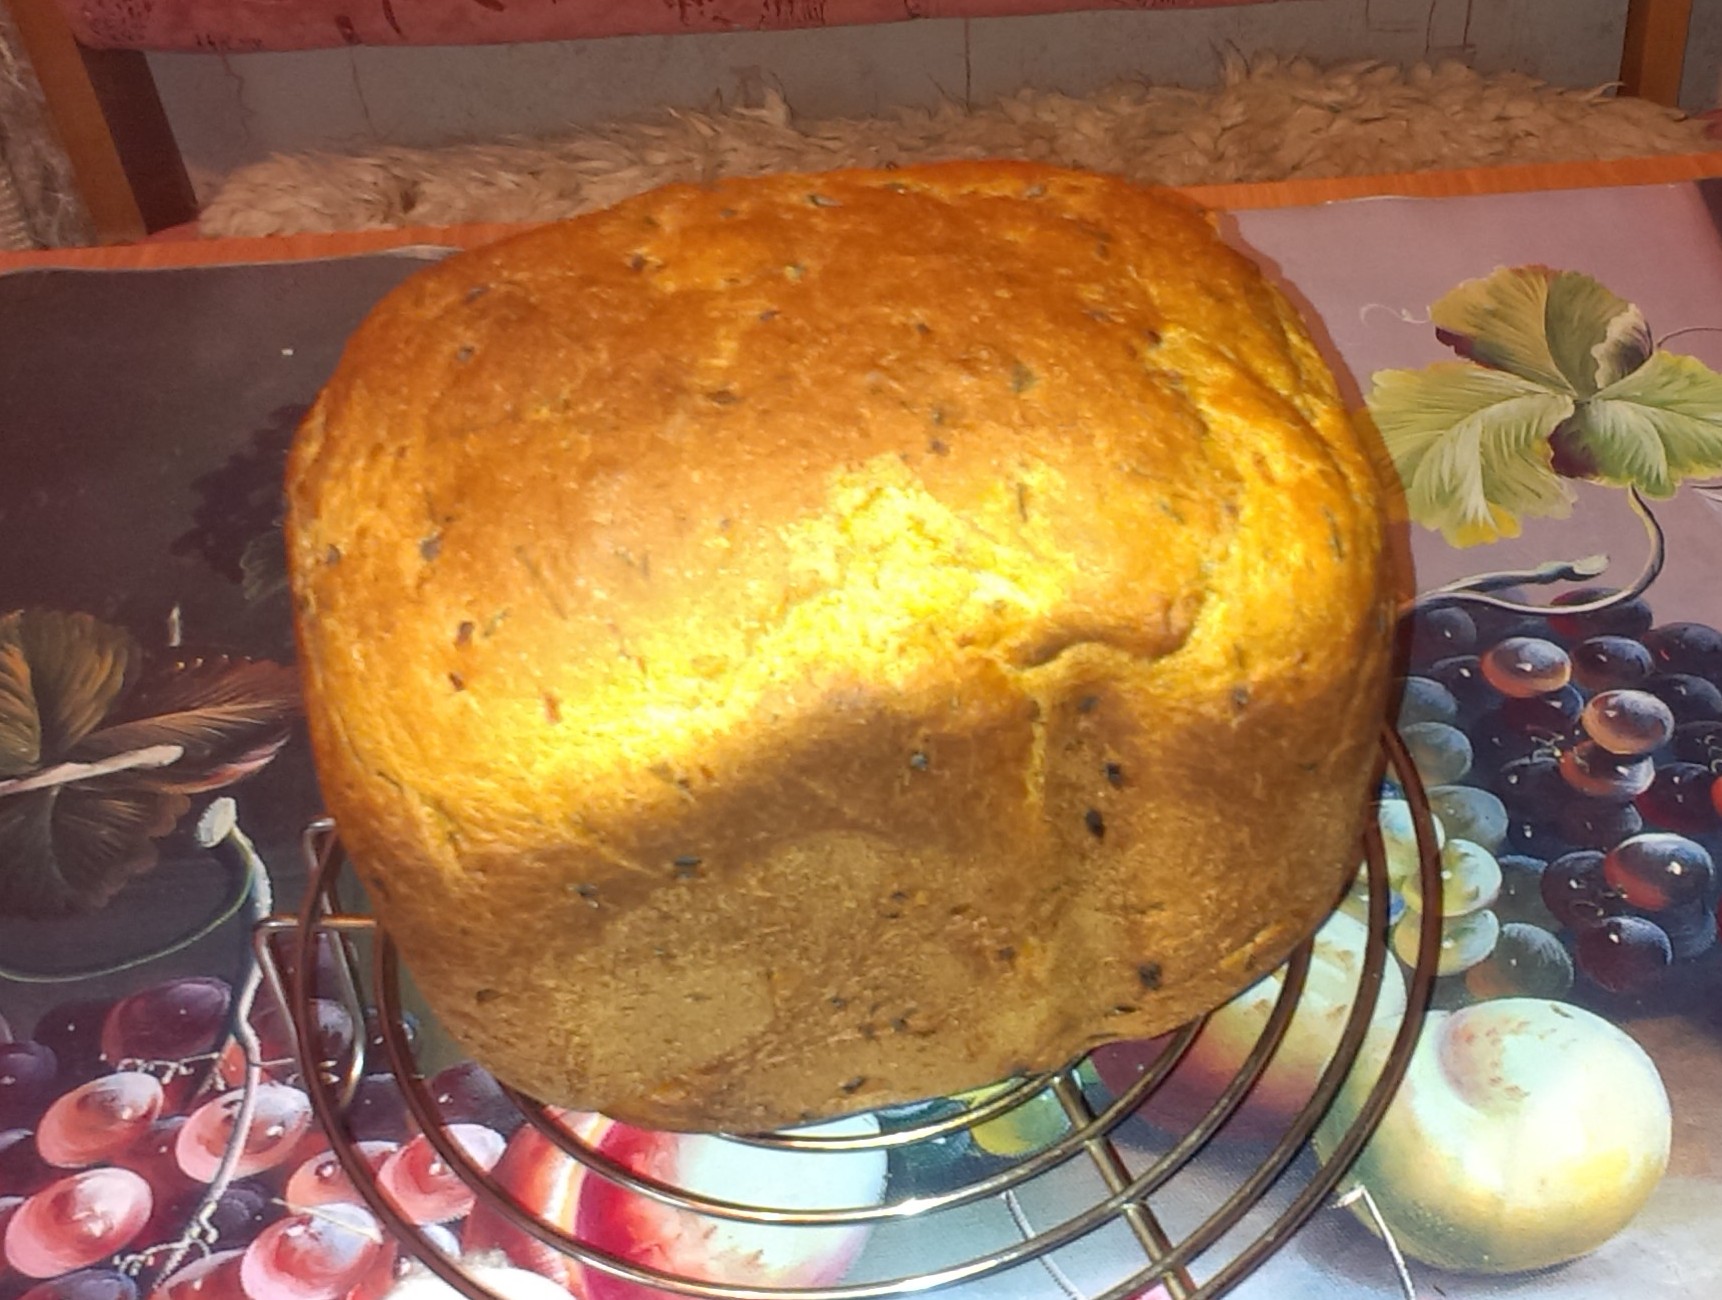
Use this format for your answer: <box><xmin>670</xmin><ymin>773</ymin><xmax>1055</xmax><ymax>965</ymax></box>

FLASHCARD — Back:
<box><xmin>287</xmin><ymin>161</ymin><xmax>1394</xmax><ymax>1132</ymax></box>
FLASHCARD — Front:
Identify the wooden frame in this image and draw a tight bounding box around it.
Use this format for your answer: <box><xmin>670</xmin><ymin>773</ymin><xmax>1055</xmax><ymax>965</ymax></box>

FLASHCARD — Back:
<box><xmin>0</xmin><ymin>0</ymin><xmax>1701</xmax><ymax>247</ymax></box>
<box><xmin>1620</xmin><ymin>0</ymin><xmax>1695</xmax><ymax>104</ymax></box>
<box><xmin>3</xmin><ymin>0</ymin><xmax>194</xmax><ymax>243</ymax></box>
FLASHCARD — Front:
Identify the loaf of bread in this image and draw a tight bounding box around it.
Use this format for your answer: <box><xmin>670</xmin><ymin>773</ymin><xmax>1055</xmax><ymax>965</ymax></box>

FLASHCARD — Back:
<box><xmin>286</xmin><ymin>161</ymin><xmax>1394</xmax><ymax>1133</ymax></box>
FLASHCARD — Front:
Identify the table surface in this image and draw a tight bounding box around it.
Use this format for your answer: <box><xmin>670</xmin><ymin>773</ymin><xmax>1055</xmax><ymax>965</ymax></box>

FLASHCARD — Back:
<box><xmin>3</xmin><ymin>154</ymin><xmax>1721</xmax><ymax>1300</ymax></box>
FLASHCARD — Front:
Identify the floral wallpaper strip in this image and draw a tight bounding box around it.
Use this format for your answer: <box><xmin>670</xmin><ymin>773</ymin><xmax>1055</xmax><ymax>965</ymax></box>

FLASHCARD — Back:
<box><xmin>61</xmin><ymin>0</ymin><xmax>1281</xmax><ymax>54</ymax></box>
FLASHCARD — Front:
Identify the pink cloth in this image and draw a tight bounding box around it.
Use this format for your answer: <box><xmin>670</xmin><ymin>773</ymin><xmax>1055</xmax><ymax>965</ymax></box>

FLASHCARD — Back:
<box><xmin>64</xmin><ymin>0</ymin><xmax>1277</xmax><ymax>52</ymax></box>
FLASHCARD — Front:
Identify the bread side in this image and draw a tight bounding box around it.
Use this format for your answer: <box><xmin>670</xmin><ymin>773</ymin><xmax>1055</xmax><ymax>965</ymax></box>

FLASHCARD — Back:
<box><xmin>287</xmin><ymin>161</ymin><xmax>1394</xmax><ymax>1131</ymax></box>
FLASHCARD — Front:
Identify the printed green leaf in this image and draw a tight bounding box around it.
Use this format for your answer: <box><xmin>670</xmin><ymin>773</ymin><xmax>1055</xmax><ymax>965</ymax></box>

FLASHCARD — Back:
<box><xmin>0</xmin><ymin>785</ymin><xmax>185</xmax><ymax>917</ymax></box>
<box><xmin>52</xmin><ymin>785</ymin><xmax>187</xmax><ymax>900</ymax></box>
<box><xmin>0</xmin><ymin>790</ymin><xmax>70</xmax><ymax>916</ymax></box>
<box><xmin>0</xmin><ymin>641</ymin><xmax>39</xmax><ymax>777</ymax></box>
<box><xmin>0</xmin><ymin>611</ymin><xmax>138</xmax><ymax>765</ymax></box>
<box><xmin>1561</xmin><ymin>350</ymin><xmax>1722</xmax><ymax>496</ymax></box>
<box><xmin>1431</xmin><ymin>266</ymin><xmax>1651</xmax><ymax>396</ymax></box>
<box><xmin>0</xmin><ymin>609</ymin><xmax>298</xmax><ymax>918</ymax></box>
<box><xmin>1368</xmin><ymin>362</ymin><xmax>1575</xmax><ymax>545</ymax></box>
<box><xmin>74</xmin><ymin>655</ymin><xmax>300</xmax><ymax>792</ymax></box>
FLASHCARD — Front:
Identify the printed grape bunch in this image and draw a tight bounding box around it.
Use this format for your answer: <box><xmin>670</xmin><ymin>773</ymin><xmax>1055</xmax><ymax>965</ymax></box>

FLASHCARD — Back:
<box><xmin>1372</xmin><ymin>592</ymin><xmax>1722</xmax><ymax>1003</ymax></box>
<box><xmin>0</xmin><ymin>944</ymin><xmax>562</xmax><ymax>1300</ymax></box>
<box><xmin>1</xmin><ymin>928</ymin><xmax>893</xmax><ymax>1300</ymax></box>
<box><xmin>0</xmin><ymin>944</ymin><xmax>401</xmax><ymax>1299</ymax></box>
<box><xmin>1362</xmin><ymin>264</ymin><xmax>1722</xmax><ymax>1001</ymax></box>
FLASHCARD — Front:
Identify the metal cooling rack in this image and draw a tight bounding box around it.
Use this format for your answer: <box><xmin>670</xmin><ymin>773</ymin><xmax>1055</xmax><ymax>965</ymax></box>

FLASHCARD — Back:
<box><xmin>255</xmin><ymin>722</ymin><xmax>1443</xmax><ymax>1300</ymax></box>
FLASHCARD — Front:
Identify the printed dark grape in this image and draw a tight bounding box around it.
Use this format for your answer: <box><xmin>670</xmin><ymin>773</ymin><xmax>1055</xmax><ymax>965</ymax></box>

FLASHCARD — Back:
<box><xmin>1652</xmin><ymin>899</ymin><xmax>1720</xmax><ymax>961</ymax></box>
<box><xmin>100</xmin><ymin>978</ymin><xmax>231</xmax><ymax>1069</ymax></box>
<box><xmin>250</xmin><ymin>998</ymin><xmax>356</xmax><ymax>1085</ymax></box>
<box><xmin>1603</xmin><ymin>833</ymin><xmax>1715</xmax><ymax>911</ymax></box>
<box><xmin>112</xmin><ymin>1116</ymin><xmax>199</xmax><ymax>1243</ymax></box>
<box><xmin>1636</xmin><ymin>762</ymin><xmax>1719</xmax><ymax>835</ymax></box>
<box><xmin>152</xmin><ymin>1248</ymin><xmax>247</xmax><ymax>1300</ymax></box>
<box><xmin>1502</xmin><ymin>818</ymin><xmax>1572</xmax><ymax>862</ymax></box>
<box><xmin>0</xmin><ymin>1131</ymin><xmax>52</xmax><ymax>1198</ymax></box>
<box><xmin>1495</xmin><ymin>756</ymin><xmax>1569</xmax><ymax>821</ymax></box>
<box><xmin>1467</xmin><ymin>711</ymin><xmax>1541</xmax><ymax>779</ymax></box>
<box><xmin>1559</xmin><ymin>741</ymin><xmax>1655</xmax><ymax>800</ymax></box>
<box><xmin>428</xmin><ymin>1062</ymin><xmax>524</xmax><ymax>1137</ymax></box>
<box><xmin>1481</xmin><ymin>637</ymin><xmax>1572</xmax><ymax>698</ymax></box>
<box><xmin>1673</xmin><ymin>720</ymin><xmax>1722</xmax><ymax>770</ymax></box>
<box><xmin>1540</xmin><ymin>850</ymin><xmax>1622</xmax><ymax>928</ymax></box>
<box><xmin>1465</xmin><ymin>599</ymin><xmax>1552</xmax><ymax>648</ymax></box>
<box><xmin>361</xmin><ymin>1010</ymin><xmax>418</xmax><ymax>1075</ymax></box>
<box><xmin>206</xmin><ymin>1178</ymin><xmax>285</xmax><ymax>1252</ymax></box>
<box><xmin>1548</xmin><ymin>418</ymin><xmax>1598</xmax><ymax>479</ymax></box>
<box><xmin>1406</xmin><ymin>605</ymin><xmax>1477</xmax><ymax>667</ymax></box>
<box><xmin>1546</xmin><ymin>587</ymin><xmax>1654</xmax><ymax>641</ymax></box>
<box><xmin>1580</xmin><ymin>689</ymin><xmax>1676</xmax><ymax>756</ymax></box>
<box><xmin>1500</xmin><ymin>684</ymin><xmax>1583</xmax><ymax>741</ymax></box>
<box><xmin>1493</xmin><ymin>855</ymin><xmax>1561</xmax><ymax>928</ymax></box>
<box><xmin>27</xmin><ymin>1004</ymin><xmax>112</xmax><ymax>1089</ymax></box>
<box><xmin>344</xmin><ymin>1075</ymin><xmax>412</xmax><ymax>1145</ymax></box>
<box><xmin>1575</xmin><ymin>915</ymin><xmax>1673</xmax><ymax>994</ymax></box>
<box><xmin>15</xmin><ymin>1269</ymin><xmax>138</xmax><ymax>1300</ymax></box>
<box><xmin>1640</xmin><ymin>621</ymin><xmax>1722</xmax><ymax>681</ymax></box>
<box><xmin>1426</xmin><ymin>656</ymin><xmax>1499</xmax><ymax>726</ymax></box>
<box><xmin>1556</xmin><ymin>798</ymin><xmax>1644</xmax><ymax>851</ymax></box>
<box><xmin>0</xmin><ymin>1045</ymin><xmax>58</xmax><ymax>1130</ymax></box>
<box><xmin>1464</xmin><ymin>922</ymin><xmax>1575</xmax><ymax>998</ymax></box>
<box><xmin>1570</xmin><ymin>635</ymin><xmax>1655</xmax><ymax>691</ymax></box>
<box><xmin>1394</xmin><ymin>676</ymin><xmax>1460</xmax><ymax>728</ymax></box>
<box><xmin>1641</xmin><ymin>673</ymin><xmax>1722</xmax><ymax>725</ymax></box>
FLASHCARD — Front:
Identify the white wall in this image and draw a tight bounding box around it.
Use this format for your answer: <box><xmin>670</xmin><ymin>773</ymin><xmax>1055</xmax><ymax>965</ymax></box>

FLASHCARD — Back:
<box><xmin>145</xmin><ymin>0</ymin><xmax>1705</xmax><ymax>189</ymax></box>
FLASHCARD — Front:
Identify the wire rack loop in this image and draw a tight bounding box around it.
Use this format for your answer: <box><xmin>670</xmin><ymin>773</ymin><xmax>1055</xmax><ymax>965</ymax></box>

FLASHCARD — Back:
<box><xmin>255</xmin><ymin>723</ymin><xmax>1442</xmax><ymax>1300</ymax></box>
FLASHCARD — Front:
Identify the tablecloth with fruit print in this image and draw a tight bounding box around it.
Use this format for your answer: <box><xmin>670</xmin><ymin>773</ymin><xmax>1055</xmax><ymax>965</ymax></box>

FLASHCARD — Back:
<box><xmin>1</xmin><ymin>178</ymin><xmax>1719</xmax><ymax>1300</ymax></box>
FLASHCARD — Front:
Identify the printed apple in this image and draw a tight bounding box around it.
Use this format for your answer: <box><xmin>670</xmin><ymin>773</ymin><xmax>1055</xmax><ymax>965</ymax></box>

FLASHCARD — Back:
<box><xmin>573</xmin><ymin>1112</ymin><xmax>885</xmax><ymax>1299</ymax></box>
<box><xmin>1092</xmin><ymin>909</ymin><xmax>1406</xmax><ymax>1139</ymax></box>
<box><xmin>1314</xmin><ymin>997</ymin><xmax>1671</xmax><ymax>1274</ymax></box>
<box><xmin>390</xmin><ymin>1259</ymin><xmax>577</xmax><ymax>1300</ymax></box>
<box><xmin>465</xmin><ymin>1108</ymin><xmax>886</xmax><ymax>1296</ymax></box>
<box><xmin>461</xmin><ymin>1113</ymin><xmax>598</xmax><ymax>1292</ymax></box>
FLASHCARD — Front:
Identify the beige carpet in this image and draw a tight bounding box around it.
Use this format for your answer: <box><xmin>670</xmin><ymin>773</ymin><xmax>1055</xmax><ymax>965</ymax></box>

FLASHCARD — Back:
<box><xmin>201</xmin><ymin>53</ymin><xmax>1716</xmax><ymax>238</ymax></box>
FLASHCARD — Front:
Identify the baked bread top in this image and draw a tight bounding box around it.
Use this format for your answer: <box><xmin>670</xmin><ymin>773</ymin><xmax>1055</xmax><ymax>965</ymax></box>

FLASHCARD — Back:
<box><xmin>287</xmin><ymin>161</ymin><xmax>1393</xmax><ymax>1131</ymax></box>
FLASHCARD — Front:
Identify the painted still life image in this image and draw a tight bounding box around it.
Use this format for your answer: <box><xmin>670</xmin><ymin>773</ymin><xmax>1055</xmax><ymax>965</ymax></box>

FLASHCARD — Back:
<box><xmin>2</xmin><ymin>179</ymin><xmax>1721</xmax><ymax>1300</ymax></box>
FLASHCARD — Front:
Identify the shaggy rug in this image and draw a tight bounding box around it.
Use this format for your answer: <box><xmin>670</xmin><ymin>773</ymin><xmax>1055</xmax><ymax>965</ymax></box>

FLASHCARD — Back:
<box><xmin>200</xmin><ymin>52</ymin><xmax>1716</xmax><ymax>238</ymax></box>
